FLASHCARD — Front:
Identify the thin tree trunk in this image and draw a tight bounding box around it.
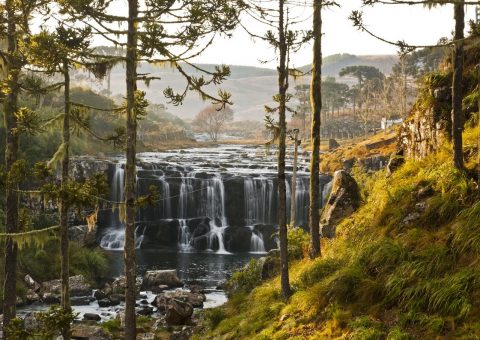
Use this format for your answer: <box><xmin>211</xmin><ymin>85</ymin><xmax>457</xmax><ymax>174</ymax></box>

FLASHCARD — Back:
<box><xmin>3</xmin><ymin>1</ymin><xmax>20</xmax><ymax>336</ymax></box>
<box><xmin>60</xmin><ymin>60</ymin><xmax>71</xmax><ymax>340</ymax></box>
<box><xmin>290</xmin><ymin>130</ymin><xmax>299</xmax><ymax>226</ymax></box>
<box><xmin>309</xmin><ymin>0</ymin><xmax>322</xmax><ymax>259</ymax></box>
<box><xmin>277</xmin><ymin>0</ymin><xmax>291</xmax><ymax>301</ymax></box>
<box><xmin>452</xmin><ymin>2</ymin><xmax>464</xmax><ymax>170</ymax></box>
<box><xmin>125</xmin><ymin>0</ymin><xmax>138</xmax><ymax>338</ymax></box>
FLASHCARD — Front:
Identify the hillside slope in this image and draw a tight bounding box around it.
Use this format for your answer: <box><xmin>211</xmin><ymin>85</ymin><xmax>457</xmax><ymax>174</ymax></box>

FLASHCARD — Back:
<box><xmin>74</xmin><ymin>54</ymin><xmax>397</xmax><ymax>122</ymax></box>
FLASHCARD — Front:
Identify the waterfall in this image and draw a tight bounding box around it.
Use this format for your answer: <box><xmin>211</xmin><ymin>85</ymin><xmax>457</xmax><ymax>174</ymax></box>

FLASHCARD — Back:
<box><xmin>295</xmin><ymin>178</ymin><xmax>308</xmax><ymax>226</ymax></box>
<box><xmin>160</xmin><ymin>176</ymin><xmax>171</xmax><ymax>218</ymax></box>
<box><xmin>202</xmin><ymin>174</ymin><xmax>229</xmax><ymax>254</ymax></box>
<box><xmin>248</xmin><ymin>226</ymin><xmax>266</xmax><ymax>253</ymax></box>
<box><xmin>100</xmin><ymin>225</ymin><xmax>144</xmax><ymax>250</ymax></box>
<box><xmin>244</xmin><ymin>177</ymin><xmax>274</xmax><ymax>225</ymax></box>
<box><xmin>179</xmin><ymin>171</ymin><xmax>196</xmax><ymax>219</ymax></box>
<box><xmin>178</xmin><ymin>219</ymin><xmax>192</xmax><ymax>251</ymax></box>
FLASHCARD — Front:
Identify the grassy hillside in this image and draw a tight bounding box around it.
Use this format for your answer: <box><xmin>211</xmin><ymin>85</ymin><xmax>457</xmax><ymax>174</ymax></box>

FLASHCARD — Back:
<box><xmin>196</xmin><ymin>120</ymin><xmax>480</xmax><ymax>339</ymax></box>
<box><xmin>77</xmin><ymin>54</ymin><xmax>397</xmax><ymax>122</ymax></box>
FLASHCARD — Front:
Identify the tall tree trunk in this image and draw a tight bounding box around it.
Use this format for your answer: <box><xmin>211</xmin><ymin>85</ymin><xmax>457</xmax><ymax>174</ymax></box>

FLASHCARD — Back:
<box><xmin>60</xmin><ymin>60</ymin><xmax>71</xmax><ymax>340</ymax></box>
<box><xmin>2</xmin><ymin>1</ymin><xmax>20</xmax><ymax>336</ymax></box>
<box><xmin>290</xmin><ymin>130</ymin><xmax>299</xmax><ymax>226</ymax></box>
<box><xmin>452</xmin><ymin>1</ymin><xmax>464</xmax><ymax>170</ymax></box>
<box><xmin>277</xmin><ymin>0</ymin><xmax>291</xmax><ymax>301</ymax></box>
<box><xmin>125</xmin><ymin>0</ymin><xmax>138</xmax><ymax>338</ymax></box>
<box><xmin>309</xmin><ymin>0</ymin><xmax>322</xmax><ymax>259</ymax></box>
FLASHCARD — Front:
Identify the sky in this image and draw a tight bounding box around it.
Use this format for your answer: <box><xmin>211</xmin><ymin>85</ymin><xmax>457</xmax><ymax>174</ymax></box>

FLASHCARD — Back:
<box><xmin>186</xmin><ymin>1</ymin><xmax>477</xmax><ymax>69</ymax></box>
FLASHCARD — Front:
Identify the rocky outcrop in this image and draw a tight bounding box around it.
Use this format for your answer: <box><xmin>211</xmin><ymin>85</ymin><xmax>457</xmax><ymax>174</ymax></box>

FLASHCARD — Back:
<box><xmin>67</xmin><ymin>157</ymin><xmax>112</xmax><ymax>182</ymax></box>
<box><xmin>41</xmin><ymin>275</ymin><xmax>91</xmax><ymax>300</ymax></box>
<box><xmin>165</xmin><ymin>299</ymin><xmax>194</xmax><ymax>325</ymax></box>
<box><xmin>320</xmin><ymin>170</ymin><xmax>360</xmax><ymax>238</ymax></box>
<box><xmin>152</xmin><ymin>290</ymin><xmax>205</xmax><ymax>310</ymax></box>
<box><xmin>142</xmin><ymin>270</ymin><xmax>183</xmax><ymax>290</ymax></box>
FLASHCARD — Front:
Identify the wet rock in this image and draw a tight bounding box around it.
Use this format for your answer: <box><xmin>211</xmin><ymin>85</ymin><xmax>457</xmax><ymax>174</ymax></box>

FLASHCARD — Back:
<box><xmin>93</xmin><ymin>290</ymin><xmax>107</xmax><ymax>301</ymax></box>
<box><xmin>71</xmin><ymin>296</ymin><xmax>92</xmax><ymax>306</ymax></box>
<box><xmin>25</xmin><ymin>290</ymin><xmax>41</xmax><ymax>304</ymax></box>
<box><xmin>98</xmin><ymin>299</ymin><xmax>114</xmax><ymax>308</ymax></box>
<box><xmin>24</xmin><ymin>274</ymin><xmax>41</xmax><ymax>292</ymax></box>
<box><xmin>216</xmin><ymin>280</ymin><xmax>227</xmax><ymax>290</ymax></box>
<box><xmin>151</xmin><ymin>284</ymin><xmax>169</xmax><ymax>294</ymax></box>
<box><xmin>188</xmin><ymin>285</ymin><xmax>205</xmax><ymax>294</ymax></box>
<box><xmin>42</xmin><ymin>292</ymin><xmax>60</xmax><ymax>304</ymax></box>
<box><xmin>320</xmin><ymin>170</ymin><xmax>360</xmax><ymax>239</ymax></box>
<box><xmin>108</xmin><ymin>295</ymin><xmax>122</xmax><ymax>305</ymax></box>
<box><xmin>223</xmin><ymin>226</ymin><xmax>251</xmax><ymax>252</ymax></box>
<box><xmin>165</xmin><ymin>299</ymin><xmax>193</xmax><ymax>325</ymax></box>
<box><xmin>83</xmin><ymin>313</ymin><xmax>102</xmax><ymax>322</ymax></box>
<box><xmin>142</xmin><ymin>270</ymin><xmax>182</xmax><ymax>290</ymax></box>
<box><xmin>71</xmin><ymin>324</ymin><xmax>112</xmax><ymax>340</ymax></box>
<box><xmin>137</xmin><ymin>306</ymin><xmax>154</xmax><ymax>316</ymax></box>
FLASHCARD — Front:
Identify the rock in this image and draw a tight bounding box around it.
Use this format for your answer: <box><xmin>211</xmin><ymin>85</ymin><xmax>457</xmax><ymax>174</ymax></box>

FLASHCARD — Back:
<box><xmin>24</xmin><ymin>274</ymin><xmax>41</xmax><ymax>292</ymax></box>
<box><xmin>142</xmin><ymin>270</ymin><xmax>182</xmax><ymax>290</ymax></box>
<box><xmin>417</xmin><ymin>185</ymin><xmax>434</xmax><ymax>199</ymax></box>
<box><xmin>71</xmin><ymin>296</ymin><xmax>92</xmax><ymax>306</ymax></box>
<box><xmin>165</xmin><ymin>299</ymin><xmax>193</xmax><ymax>325</ymax></box>
<box><xmin>260</xmin><ymin>250</ymin><xmax>281</xmax><ymax>280</ymax></box>
<box><xmin>188</xmin><ymin>285</ymin><xmax>205</xmax><ymax>294</ymax></box>
<box><xmin>42</xmin><ymin>292</ymin><xmax>60</xmax><ymax>304</ymax></box>
<box><xmin>111</xmin><ymin>276</ymin><xmax>142</xmax><ymax>295</ymax></box>
<box><xmin>109</xmin><ymin>295</ymin><xmax>122</xmax><ymax>305</ymax></box>
<box><xmin>138</xmin><ymin>333</ymin><xmax>155</xmax><ymax>340</ymax></box>
<box><xmin>153</xmin><ymin>290</ymin><xmax>205</xmax><ymax>310</ymax></box>
<box><xmin>25</xmin><ymin>289</ymin><xmax>41</xmax><ymax>304</ymax></box>
<box><xmin>83</xmin><ymin>313</ymin><xmax>102</xmax><ymax>322</ymax></box>
<box><xmin>93</xmin><ymin>290</ymin><xmax>107</xmax><ymax>301</ymax></box>
<box><xmin>71</xmin><ymin>324</ymin><xmax>112</xmax><ymax>340</ymax></box>
<box><xmin>151</xmin><ymin>284</ymin><xmax>169</xmax><ymax>294</ymax></box>
<box><xmin>216</xmin><ymin>280</ymin><xmax>227</xmax><ymax>290</ymax></box>
<box><xmin>329</xmin><ymin>138</ymin><xmax>340</xmax><ymax>150</ymax></box>
<box><xmin>137</xmin><ymin>306</ymin><xmax>154</xmax><ymax>316</ymax></box>
<box><xmin>42</xmin><ymin>275</ymin><xmax>91</xmax><ymax>297</ymax></box>
<box><xmin>320</xmin><ymin>170</ymin><xmax>360</xmax><ymax>239</ymax></box>
<box><xmin>98</xmin><ymin>299</ymin><xmax>114</xmax><ymax>308</ymax></box>
<box><xmin>386</xmin><ymin>152</ymin><xmax>405</xmax><ymax>177</ymax></box>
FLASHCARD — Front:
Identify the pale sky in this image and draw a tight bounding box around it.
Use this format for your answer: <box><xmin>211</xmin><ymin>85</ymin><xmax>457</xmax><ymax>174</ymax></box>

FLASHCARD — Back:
<box><xmin>188</xmin><ymin>1</ymin><xmax>477</xmax><ymax>69</ymax></box>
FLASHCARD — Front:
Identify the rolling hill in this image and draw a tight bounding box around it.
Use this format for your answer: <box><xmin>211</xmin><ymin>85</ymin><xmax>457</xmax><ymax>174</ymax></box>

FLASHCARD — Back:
<box><xmin>73</xmin><ymin>54</ymin><xmax>398</xmax><ymax>122</ymax></box>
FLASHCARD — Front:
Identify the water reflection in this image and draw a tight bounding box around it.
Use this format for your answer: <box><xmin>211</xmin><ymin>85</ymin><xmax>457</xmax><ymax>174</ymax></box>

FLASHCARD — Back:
<box><xmin>107</xmin><ymin>250</ymin><xmax>264</xmax><ymax>287</ymax></box>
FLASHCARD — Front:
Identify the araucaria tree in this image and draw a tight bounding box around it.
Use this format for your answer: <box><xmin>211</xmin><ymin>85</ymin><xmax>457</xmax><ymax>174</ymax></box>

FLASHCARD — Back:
<box><xmin>350</xmin><ymin>0</ymin><xmax>470</xmax><ymax>169</ymax></box>
<box><xmin>193</xmin><ymin>104</ymin><xmax>234</xmax><ymax>142</ymax></box>
<box><xmin>61</xmin><ymin>1</ymin><xmax>241</xmax><ymax>338</ymax></box>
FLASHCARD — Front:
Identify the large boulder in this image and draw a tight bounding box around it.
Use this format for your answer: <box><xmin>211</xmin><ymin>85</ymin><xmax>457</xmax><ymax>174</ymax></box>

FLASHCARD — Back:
<box><xmin>41</xmin><ymin>275</ymin><xmax>91</xmax><ymax>298</ymax></box>
<box><xmin>24</xmin><ymin>274</ymin><xmax>41</xmax><ymax>292</ymax></box>
<box><xmin>111</xmin><ymin>276</ymin><xmax>142</xmax><ymax>295</ymax></box>
<box><xmin>165</xmin><ymin>299</ymin><xmax>193</xmax><ymax>325</ymax></box>
<box><xmin>320</xmin><ymin>170</ymin><xmax>360</xmax><ymax>238</ymax></box>
<box><xmin>152</xmin><ymin>290</ymin><xmax>205</xmax><ymax>310</ymax></box>
<box><xmin>142</xmin><ymin>270</ymin><xmax>182</xmax><ymax>290</ymax></box>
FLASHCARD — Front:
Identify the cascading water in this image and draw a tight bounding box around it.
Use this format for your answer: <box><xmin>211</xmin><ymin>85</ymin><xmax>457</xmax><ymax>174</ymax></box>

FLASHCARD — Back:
<box><xmin>99</xmin><ymin>145</ymin><xmax>333</xmax><ymax>254</ymax></box>
<box><xmin>178</xmin><ymin>219</ymin><xmax>192</xmax><ymax>251</ymax></box>
<box><xmin>247</xmin><ymin>226</ymin><xmax>266</xmax><ymax>253</ymax></box>
<box><xmin>202</xmin><ymin>174</ymin><xmax>229</xmax><ymax>254</ymax></box>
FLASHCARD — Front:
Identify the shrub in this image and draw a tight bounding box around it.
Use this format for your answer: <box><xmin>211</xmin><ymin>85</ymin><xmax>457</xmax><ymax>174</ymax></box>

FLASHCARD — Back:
<box><xmin>204</xmin><ymin>308</ymin><xmax>227</xmax><ymax>329</ymax></box>
<box><xmin>226</xmin><ymin>258</ymin><xmax>262</xmax><ymax>297</ymax></box>
<box><xmin>297</xmin><ymin>257</ymin><xmax>342</xmax><ymax>288</ymax></box>
<box><xmin>287</xmin><ymin>227</ymin><xmax>309</xmax><ymax>260</ymax></box>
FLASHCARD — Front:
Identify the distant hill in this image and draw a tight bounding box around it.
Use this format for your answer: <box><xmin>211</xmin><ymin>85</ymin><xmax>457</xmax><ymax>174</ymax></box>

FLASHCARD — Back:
<box><xmin>74</xmin><ymin>54</ymin><xmax>398</xmax><ymax>122</ymax></box>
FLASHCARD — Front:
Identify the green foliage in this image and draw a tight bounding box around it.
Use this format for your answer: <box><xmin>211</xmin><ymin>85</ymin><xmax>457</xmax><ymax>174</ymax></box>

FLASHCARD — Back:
<box><xmin>287</xmin><ymin>227</ymin><xmax>309</xmax><ymax>260</ymax></box>
<box><xmin>204</xmin><ymin>308</ymin><xmax>227</xmax><ymax>329</ymax></box>
<box><xmin>226</xmin><ymin>258</ymin><xmax>262</xmax><ymax>297</ymax></box>
<box><xmin>297</xmin><ymin>257</ymin><xmax>343</xmax><ymax>288</ymax></box>
<box><xmin>101</xmin><ymin>318</ymin><xmax>122</xmax><ymax>334</ymax></box>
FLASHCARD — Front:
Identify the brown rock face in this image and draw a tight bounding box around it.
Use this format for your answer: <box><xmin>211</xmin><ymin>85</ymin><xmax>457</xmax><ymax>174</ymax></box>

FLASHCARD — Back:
<box><xmin>165</xmin><ymin>299</ymin><xmax>194</xmax><ymax>325</ymax></box>
<box><xmin>320</xmin><ymin>170</ymin><xmax>360</xmax><ymax>238</ymax></box>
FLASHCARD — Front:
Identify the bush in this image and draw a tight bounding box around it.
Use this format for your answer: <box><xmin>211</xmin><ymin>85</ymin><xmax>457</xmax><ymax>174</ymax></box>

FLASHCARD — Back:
<box><xmin>297</xmin><ymin>257</ymin><xmax>342</xmax><ymax>288</ymax></box>
<box><xmin>287</xmin><ymin>227</ymin><xmax>309</xmax><ymax>260</ymax></box>
<box><xmin>205</xmin><ymin>308</ymin><xmax>227</xmax><ymax>329</ymax></box>
<box><xmin>226</xmin><ymin>259</ymin><xmax>262</xmax><ymax>297</ymax></box>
